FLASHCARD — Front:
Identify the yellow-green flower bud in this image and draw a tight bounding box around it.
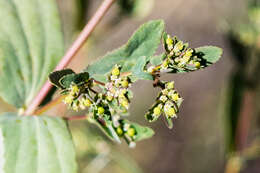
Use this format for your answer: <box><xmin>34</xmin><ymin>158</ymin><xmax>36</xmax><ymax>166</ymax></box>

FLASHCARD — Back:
<box><xmin>120</xmin><ymin>99</ymin><xmax>129</xmax><ymax>109</ymax></box>
<box><xmin>97</xmin><ymin>107</ymin><xmax>105</xmax><ymax>115</ymax></box>
<box><xmin>153</xmin><ymin>106</ymin><xmax>161</xmax><ymax>116</ymax></box>
<box><xmin>119</xmin><ymin>89</ymin><xmax>127</xmax><ymax>98</ymax></box>
<box><xmin>127</xmin><ymin>127</ymin><xmax>136</xmax><ymax>137</ymax></box>
<box><xmin>185</xmin><ymin>48</ymin><xmax>193</xmax><ymax>57</ymax></box>
<box><xmin>194</xmin><ymin>62</ymin><xmax>201</xmax><ymax>68</ymax></box>
<box><xmin>166</xmin><ymin>81</ymin><xmax>175</xmax><ymax>90</ymax></box>
<box><xmin>70</xmin><ymin>84</ymin><xmax>79</xmax><ymax>96</ymax></box>
<box><xmin>106</xmin><ymin>95</ymin><xmax>113</xmax><ymax>101</ymax></box>
<box><xmin>166</xmin><ymin>35</ymin><xmax>173</xmax><ymax>50</ymax></box>
<box><xmin>159</xmin><ymin>95</ymin><xmax>168</xmax><ymax>103</ymax></box>
<box><xmin>112</xmin><ymin>67</ymin><xmax>120</xmax><ymax>76</ymax></box>
<box><xmin>63</xmin><ymin>95</ymin><xmax>74</xmax><ymax>104</ymax></box>
<box><xmin>121</xmin><ymin>80</ymin><xmax>129</xmax><ymax>88</ymax></box>
<box><xmin>162</xmin><ymin>59</ymin><xmax>169</xmax><ymax>69</ymax></box>
<box><xmin>173</xmin><ymin>41</ymin><xmax>184</xmax><ymax>52</ymax></box>
<box><xmin>83</xmin><ymin>98</ymin><xmax>92</xmax><ymax>107</ymax></box>
<box><xmin>116</xmin><ymin>127</ymin><xmax>124</xmax><ymax>136</ymax></box>
<box><xmin>171</xmin><ymin>93</ymin><xmax>179</xmax><ymax>102</ymax></box>
<box><xmin>182</xmin><ymin>55</ymin><xmax>190</xmax><ymax>64</ymax></box>
<box><xmin>166</xmin><ymin>35</ymin><xmax>173</xmax><ymax>45</ymax></box>
<box><xmin>165</xmin><ymin>107</ymin><xmax>176</xmax><ymax>117</ymax></box>
<box><xmin>162</xmin><ymin>89</ymin><xmax>169</xmax><ymax>95</ymax></box>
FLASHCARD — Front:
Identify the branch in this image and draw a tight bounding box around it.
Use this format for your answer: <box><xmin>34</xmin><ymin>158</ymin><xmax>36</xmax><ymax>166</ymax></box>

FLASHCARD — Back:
<box><xmin>24</xmin><ymin>0</ymin><xmax>116</xmax><ymax>115</ymax></box>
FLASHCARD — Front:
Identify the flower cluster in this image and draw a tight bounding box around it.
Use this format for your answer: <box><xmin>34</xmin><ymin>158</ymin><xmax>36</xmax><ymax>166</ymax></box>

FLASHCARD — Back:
<box><xmin>115</xmin><ymin>119</ymin><xmax>137</xmax><ymax>148</ymax></box>
<box><xmin>63</xmin><ymin>80</ymin><xmax>93</xmax><ymax>112</ymax></box>
<box><xmin>59</xmin><ymin>65</ymin><xmax>141</xmax><ymax>146</ymax></box>
<box><xmin>148</xmin><ymin>34</ymin><xmax>203</xmax><ymax>73</ymax></box>
<box><xmin>145</xmin><ymin>81</ymin><xmax>183</xmax><ymax>126</ymax></box>
<box><xmin>104</xmin><ymin>65</ymin><xmax>132</xmax><ymax>112</ymax></box>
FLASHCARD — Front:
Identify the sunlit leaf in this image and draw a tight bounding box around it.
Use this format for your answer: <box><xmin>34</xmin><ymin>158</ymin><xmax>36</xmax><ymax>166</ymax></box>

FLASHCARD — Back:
<box><xmin>85</xmin><ymin>20</ymin><xmax>165</xmax><ymax>82</ymax></box>
<box><xmin>0</xmin><ymin>113</ymin><xmax>77</xmax><ymax>173</ymax></box>
<box><xmin>0</xmin><ymin>0</ymin><xmax>64</xmax><ymax>108</ymax></box>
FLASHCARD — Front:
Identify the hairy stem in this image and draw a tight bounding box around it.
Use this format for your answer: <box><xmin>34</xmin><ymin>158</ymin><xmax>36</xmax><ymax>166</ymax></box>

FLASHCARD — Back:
<box><xmin>24</xmin><ymin>0</ymin><xmax>116</xmax><ymax>115</ymax></box>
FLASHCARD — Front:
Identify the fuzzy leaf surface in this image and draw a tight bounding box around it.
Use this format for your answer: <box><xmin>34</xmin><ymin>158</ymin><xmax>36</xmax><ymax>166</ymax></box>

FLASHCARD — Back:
<box><xmin>85</xmin><ymin>20</ymin><xmax>165</xmax><ymax>82</ymax></box>
<box><xmin>0</xmin><ymin>113</ymin><xmax>77</xmax><ymax>173</ymax></box>
<box><xmin>0</xmin><ymin>0</ymin><xmax>64</xmax><ymax>108</ymax></box>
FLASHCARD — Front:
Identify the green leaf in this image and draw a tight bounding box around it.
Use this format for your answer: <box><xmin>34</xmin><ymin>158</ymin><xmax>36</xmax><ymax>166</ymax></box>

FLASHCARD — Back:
<box><xmin>150</xmin><ymin>53</ymin><xmax>166</xmax><ymax>66</ymax></box>
<box><xmin>0</xmin><ymin>113</ymin><xmax>77</xmax><ymax>173</ymax></box>
<box><xmin>0</xmin><ymin>0</ymin><xmax>64</xmax><ymax>108</ymax></box>
<box><xmin>85</xmin><ymin>20</ymin><xmax>165</xmax><ymax>82</ymax></box>
<box><xmin>131</xmin><ymin>56</ymin><xmax>153</xmax><ymax>81</ymax></box>
<box><xmin>87</xmin><ymin>116</ymin><xmax>121</xmax><ymax>143</ymax></box>
<box><xmin>49</xmin><ymin>69</ymin><xmax>75</xmax><ymax>89</ymax></box>
<box><xmin>167</xmin><ymin>46</ymin><xmax>223</xmax><ymax>74</ymax></box>
<box><xmin>131</xmin><ymin>122</ymin><xmax>154</xmax><ymax>141</ymax></box>
<box><xmin>59</xmin><ymin>72</ymin><xmax>89</xmax><ymax>89</ymax></box>
<box><xmin>195</xmin><ymin>46</ymin><xmax>223</xmax><ymax>66</ymax></box>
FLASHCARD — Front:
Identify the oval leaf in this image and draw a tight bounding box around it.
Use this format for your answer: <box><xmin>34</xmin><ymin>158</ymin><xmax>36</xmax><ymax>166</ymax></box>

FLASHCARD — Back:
<box><xmin>0</xmin><ymin>113</ymin><xmax>77</xmax><ymax>173</ymax></box>
<box><xmin>0</xmin><ymin>0</ymin><xmax>64</xmax><ymax>108</ymax></box>
<box><xmin>85</xmin><ymin>20</ymin><xmax>165</xmax><ymax>82</ymax></box>
<box><xmin>195</xmin><ymin>46</ymin><xmax>223</xmax><ymax>65</ymax></box>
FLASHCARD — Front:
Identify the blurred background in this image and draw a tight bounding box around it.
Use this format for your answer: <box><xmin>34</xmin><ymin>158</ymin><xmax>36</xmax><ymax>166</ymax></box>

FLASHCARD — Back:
<box><xmin>1</xmin><ymin>0</ymin><xmax>260</xmax><ymax>172</ymax></box>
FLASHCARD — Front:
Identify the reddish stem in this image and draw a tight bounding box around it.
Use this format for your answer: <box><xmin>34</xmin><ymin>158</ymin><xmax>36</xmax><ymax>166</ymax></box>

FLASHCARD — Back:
<box><xmin>24</xmin><ymin>0</ymin><xmax>116</xmax><ymax>115</ymax></box>
<box><xmin>65</xmin><ymin>115</ymin><xmax>87</xmax><ymax>121</ymax></box>
<box><xmin>235</xmin><ymin>91</ymin><xmax>253</xmax><ymax>151</ymax></box>
<box><xmin>93</xmin><ymin>79</ymin><xmax>105</xmax><ymax>86</ymax></box>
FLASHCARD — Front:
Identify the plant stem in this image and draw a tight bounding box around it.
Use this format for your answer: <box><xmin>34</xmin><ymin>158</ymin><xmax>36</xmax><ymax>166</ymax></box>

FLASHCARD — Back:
<box><xmin>34</xmin><ymin>95</ymin><xmax>66</xmax><ymax>115</ymax></box>
<box><xmin>235</xmin><ymin>91</ymin><xmax>253</xmax><ymax>151</ymax></box>
<box><xmin>24</xmin><ymin>0</ymin><xmax>116</xmax><ymax>115</ymax></box>
<box><xmin>92</xmin><ymin>79</ymin><xmax>105</xmax><ymax>86</ymax></box>
<box><xmin>65</xmin><ymin>115</ymin><xmax>87</xmax><ymax>121</ymax></box>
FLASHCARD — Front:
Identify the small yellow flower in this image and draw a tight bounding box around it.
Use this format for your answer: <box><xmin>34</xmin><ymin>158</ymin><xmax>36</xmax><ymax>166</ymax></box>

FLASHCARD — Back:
<box><xmin>121</xmin><ymin>79</ymin><xmax>129</xmax><ymax>88</ymax></box>
<box><xmin>82</xmin><ymin>98</ymin><xmax>92</xmax><ymax>107</ymax></box>
<box><xmin>63</xmin><ymin>95</ymin><xmax>74</xmax><ymax>104</ymax></box>
<box><xmin>106</xmin><ymin>95</ymin><xmax>113</xmax><ymax>101</ymax></box>
<box><xmin>119</xmin><ymin>89</ymin><xmax>127</xmax><ymax>98</ymax></box>
<box><xmin>166</xmin><ymin>35</ymin><xmax>173</xmax><ymax>45</ymax></box>
<box><xmin>112</xmin><ymin>66</ymin><xmax>120</xmax><ymax>76</ymax></box>
<box><xmin>116</xmin><ymin>127</ymin><xmax>124</xmax><ymax>136</ymax></box>
<box><xmin>97</xmin><ymin>107</ymin><xmax>105</xmax><ymax>115</ymax></box>
<box><xmin>166</xmin><ymin>35</ymin><xmax>173</xmax><ymax>50</ymax></box>
<box><xmin>162</xmin><ymin>59</ymin><xmax>169</xmax><ymax>69</ymax></box>
<box><xmin>182</xmin><ymin>55</ymin><xmax>191</xmax><ymax>64</ymax></box>
<box><xmin>162</xmin><ymin>89</ymin><xmax>169</xmax><ymax>95</ymax></box>
<box><xmin>173</xmin><ymin>41</ymin><xmax>184</xmax><ymax>52</ymax></box>
<box><xmin>165</xmin><ymin>107</ymin><xmax>176</xmax><ymax>117</ymax></box>
<box><xmin>159</xmin><ymin>95</ymin><xmax>168</xmax><ymax>103</ymax></box>
<box><xmin>185</xmin><ymin>48</ymin><xmax>193</xmax><ymax>57</ymax></box>
<box><xmin>171</xmin><ymin>93</ymin><xmax>179</xmax><ymax>102</ymax></box>
<box><xmin>166</xmin><ymin>81</ymin><xmax>175</xmax><ymax>90</ymax></box>
<box><xmin>120</xmin><ymin>99</ymin><xmax>129</xmax><ymax>109</ymax></box>
<box><xmin>70</xmin><ymin>84</ymin><xmax>79</xmax><ymax>96</ymax></box>
<box><xmin>153</xmin><ymin>106</ymin><xmax>161</xmax><ymax>116</ymax></box>
<box><xmin>194</xmin><ymin>62</ymin><xmax>201</xmax><ymax>68</ymax></box>
<box><xmin>127</xmin><ymin>127</ymin><xmax>136</xmax><ymax>137</ymax></box>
